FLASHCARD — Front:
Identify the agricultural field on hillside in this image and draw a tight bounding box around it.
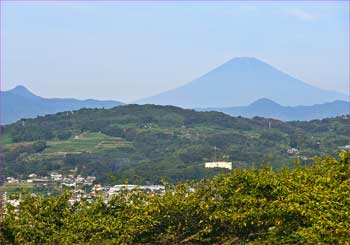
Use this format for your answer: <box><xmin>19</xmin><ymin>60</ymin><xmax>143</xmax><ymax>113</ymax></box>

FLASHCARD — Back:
<box><xmin>2</xmin><ymin>105</ymin><xmax>349</xmax><ymax>184</ymax></box>
<box><xmin>44</xmin><ymin>132</ymin><xmax>132</xmax><ymax>155</ymax></box>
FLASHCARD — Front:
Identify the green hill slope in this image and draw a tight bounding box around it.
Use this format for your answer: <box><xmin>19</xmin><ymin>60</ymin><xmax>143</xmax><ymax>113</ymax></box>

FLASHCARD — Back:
<box><xmin>2</xmin><ymin>104</ymin><xmax>349</xmax><ymax>184</ymax></box>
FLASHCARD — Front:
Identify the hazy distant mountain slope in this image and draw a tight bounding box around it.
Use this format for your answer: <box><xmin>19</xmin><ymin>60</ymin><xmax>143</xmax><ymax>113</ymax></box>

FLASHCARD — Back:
<box><xmin>136</xmin><ymin>57</ymin><xmax>347</xmax><ymax>108</ymax></box>
<box><xmin>1</xmin><ymin>85</ymin><xmax>124</xmax><ymax>124</ymax></box>
<box><xmin>198</xmin><ymin>98</ymin><xmax>350</xmax><ymax>121</ymax></box>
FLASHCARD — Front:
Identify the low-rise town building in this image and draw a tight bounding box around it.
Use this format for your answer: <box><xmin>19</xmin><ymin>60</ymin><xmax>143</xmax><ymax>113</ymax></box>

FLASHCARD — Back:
<box><xmin>205</xmin><ymin>161</ymin><xmax>232</xmax><ymax>170</ymax></box>
<box><xmin>287</xmin><ymin>147</ymin><xmax>300</xmax><ymax>155</ymax></box>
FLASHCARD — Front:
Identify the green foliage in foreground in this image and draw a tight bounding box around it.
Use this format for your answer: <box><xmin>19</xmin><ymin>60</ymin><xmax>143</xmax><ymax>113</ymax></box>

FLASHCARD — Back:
<box><xmin>2</xmin><ymin>152</ymin><xmax>350</xmax><ymax>244</ymax></box>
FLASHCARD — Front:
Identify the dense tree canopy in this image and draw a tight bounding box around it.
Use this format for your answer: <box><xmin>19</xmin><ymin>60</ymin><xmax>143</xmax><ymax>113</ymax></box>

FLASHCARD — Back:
<box><xmin>2</xmin><ymin>151</ymin><xmax>349</xmax><ymax>244</ymax></box>
<box><xmin>2</xmin><ymin>105</ymin><xmax>349</xmax><ymax>184</ymax></box>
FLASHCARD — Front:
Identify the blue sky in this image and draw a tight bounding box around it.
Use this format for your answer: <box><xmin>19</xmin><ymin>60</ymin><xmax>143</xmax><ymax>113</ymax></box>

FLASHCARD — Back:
<box><xmin>1</xmin><ymin>1</ymin><xmax>349</xmax><ymax>102</ymax></box>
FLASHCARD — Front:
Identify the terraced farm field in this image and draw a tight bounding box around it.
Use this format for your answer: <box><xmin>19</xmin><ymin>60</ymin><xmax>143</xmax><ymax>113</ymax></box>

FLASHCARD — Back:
<box><xmin>44</xmin><ymin>132</ymin><xmax>132</xmax><ymax>155</ymax></box>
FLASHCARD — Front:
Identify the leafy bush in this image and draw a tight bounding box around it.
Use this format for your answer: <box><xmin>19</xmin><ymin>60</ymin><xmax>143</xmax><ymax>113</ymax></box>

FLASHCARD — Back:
<box><xmin>2</xmin><ymin>152</ymin><xmax>349</xmax><ymax>244</ymax></box>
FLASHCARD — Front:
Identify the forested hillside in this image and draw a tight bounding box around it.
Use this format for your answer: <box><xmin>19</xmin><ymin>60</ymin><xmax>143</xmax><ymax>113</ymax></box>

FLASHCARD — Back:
<box><xmin>2</xmin><ymin>152</ymin><xmax>349</xmax><ymax>244</ymax></box>
<box><xmin>2</xmin><ymin>104</ymin><xmax>349</xmax><ymax>184</ymax></box>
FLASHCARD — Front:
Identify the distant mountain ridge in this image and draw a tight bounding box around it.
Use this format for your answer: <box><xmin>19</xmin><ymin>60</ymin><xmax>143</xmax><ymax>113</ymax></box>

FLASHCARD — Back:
<box><xmin>197</xmin><ymin>98</ymin><xmax>350</xmax><ymax>121</ymax></box>
<box><xmin>1</xmin><ymin>85</ymin><xmax>124</xmax><ymax>124</ymax></box>
<box><xmin>136</xmin><ymin>57</ymin><xmax>347</xmax><ymax>108</ymax></box>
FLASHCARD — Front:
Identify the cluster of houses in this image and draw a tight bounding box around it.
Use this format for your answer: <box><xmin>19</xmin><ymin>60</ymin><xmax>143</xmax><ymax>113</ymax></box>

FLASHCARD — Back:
<box><xmin>67</xmin><ymin>184</ymin><xmax>166</xmax><ymax>204</ymax></box>
<box><xmin>286</xmin><ymin>147</ymin><xmax>311</xmax><ymax>160</ymax></box>
<box><xmin>4</xmin><ymin>171</ymin><xmax>166</xmax><ymax>207</ymax></box>
<box><xmin>6</xmin><ymin>171</ymin><xmax>96</xmax><ymax>187</ymax></box>
<box><xmin>4</xmin><ymin>171</ymin><xmax>98</xmax><ymax>206</ymax></box>
<box><xmin>3</xmin><ymin>183</ymin><xmax>166</xmax><ymax>207</ymax></box>
<box><xmin>106</xmin><ymin>184</ymin><xmax>165</xmax><ymax>198</ymax></box>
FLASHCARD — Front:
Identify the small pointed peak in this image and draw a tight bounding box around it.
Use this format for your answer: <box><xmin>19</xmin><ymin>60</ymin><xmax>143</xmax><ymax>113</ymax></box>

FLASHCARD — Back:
<box><xmin>233</xmin><ymin>56</ymin><xmax>258</xmax><ymax>60</ymax></box>
<box><xmin>223</xmin><ymin>57</ymin><xmax>269</xmax><ymax>68</ymax></box>
<box><xmin>230</xmin><ymin>56</ymin><xmax>261</xmax><ymax>62</ymax></box>
<box><xmin>9</xmin><ymin>85</ymin><xmax>36</xmax><ymax>97</ymax></box>
<box><xmin>250</xmin><ymin>98</ymin><xmax>281</xmax><ymax>107</ymax></box>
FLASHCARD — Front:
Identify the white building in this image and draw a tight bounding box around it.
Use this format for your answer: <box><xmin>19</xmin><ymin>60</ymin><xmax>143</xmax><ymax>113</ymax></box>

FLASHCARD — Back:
<box><xmin>50</xmin><ymin>172</ymin><xmax>63</xmax><ymax>181</ymax></box>
<box><xmin>287</xmin><ymin>148</ymin><xmax>299</xmax><ymax>155</ymax></box>
<box><xmin>6</xmin><ymin>177</ymin><xmax>19</xmax><ymax>184</ymax></box>
<box><xmin>205</xmin><ymin>162</ymin><xmax>232</xmax><ymax>170</ymax></box>
<box><xmin>62</xmin><ymin>182</ymin><xmax>76</xmax><ymax>188</ymax></box>
<box><xmin>339</xmin><ymin>145</ymin><xmax>350</xmax><ymax>150</ymax></box>
<box><xmin>107</xmin><ymin>185</ymin><xmax>165</xmax><ymax>197</ymax></box>
<box><xmin>28</xmin><ymin>173</ymin><xmax>37</xmax><ymax>178</ymax></box>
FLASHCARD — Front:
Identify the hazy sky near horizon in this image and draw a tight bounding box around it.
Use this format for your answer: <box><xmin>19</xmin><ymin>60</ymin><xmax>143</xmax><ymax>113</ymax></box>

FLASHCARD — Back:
<box><xmin>1</xmin><ymin>1</ymin><xmax>349</xmax><ymax>102</ymax></box>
